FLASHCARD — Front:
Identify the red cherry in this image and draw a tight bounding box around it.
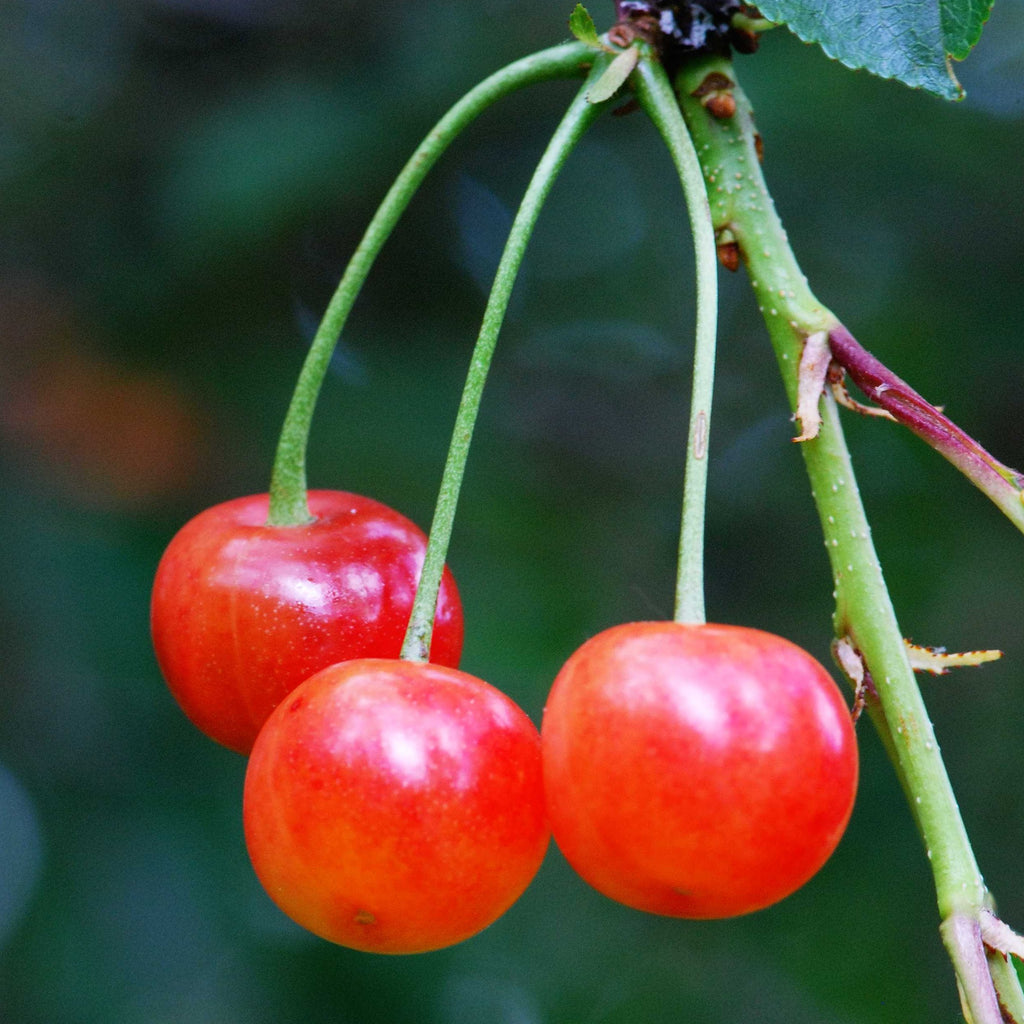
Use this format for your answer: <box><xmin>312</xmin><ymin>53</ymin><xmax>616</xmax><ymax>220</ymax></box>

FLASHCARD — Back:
<box><xmin>541</xmin><ymin>621</ymin><xmax>858</xmax><ymax>918</ymax></box>
<box><xmin>150</xmin><ymin>490</ymin><xmax>463</xmax><ymax>754</ymax></box>
<box><xmin>243</xmin><ymin>658</ymin><xmax>549</xmax><ymax>954</ymax></box>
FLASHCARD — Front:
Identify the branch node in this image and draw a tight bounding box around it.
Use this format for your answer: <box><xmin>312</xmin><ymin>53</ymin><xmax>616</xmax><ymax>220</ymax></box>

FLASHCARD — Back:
<box><xmin>793</xmin><ymin>330</ymin><xmax>831</xmax><ymax>442</ymax></box>
<box><xmin>832</xmin><ymin>636</ymin><xmax>877</xmax><ymax>723</ymax></box>
<box><xmin>980</xmin><ymin>910</ymin><xmax>1024</xmax><ymax>963</ymax></box>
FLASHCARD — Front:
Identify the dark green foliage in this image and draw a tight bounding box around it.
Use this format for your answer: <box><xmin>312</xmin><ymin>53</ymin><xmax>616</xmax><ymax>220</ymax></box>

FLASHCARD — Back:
<box><xmin>755</xmin><ymin>0</ymin><xmax>994</xmax><ymax>97</ymax></box>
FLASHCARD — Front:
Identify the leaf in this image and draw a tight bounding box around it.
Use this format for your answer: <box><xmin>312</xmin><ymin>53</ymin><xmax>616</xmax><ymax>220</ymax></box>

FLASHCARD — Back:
<box><xmin>941</xmin><ymin>0</ymin><xmax>995</xmax><ymax>60</ymax></box>
<box><xmin>568</xmin><ymin>4</ymin><xmax>602</xmax><ymax>50</ymax></box>
<box><xmin>752</xmin><ymin>0</ymin><xmax>994</xmax><ymax>99</ymax></box>
<box><xmin>587</xmin><ymin>46</ymin><xmax>639</xmax><ymax>104</ymax></box>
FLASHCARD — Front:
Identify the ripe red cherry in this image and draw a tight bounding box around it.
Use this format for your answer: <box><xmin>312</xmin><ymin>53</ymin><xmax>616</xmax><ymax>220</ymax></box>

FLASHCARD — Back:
<box><xmin>150</xmin><ymin>490</ymin><xmax>463</xmax><ymax>754</ymax></box>
<box><xmin>541</xmin><ymin>621</ymin><xmax>858</xmax><ymax>919</ymax></box>
<box><xmin>243</xmin><ymin>658</ymin><xmax>549</xmax><ymax>954</ymax></box>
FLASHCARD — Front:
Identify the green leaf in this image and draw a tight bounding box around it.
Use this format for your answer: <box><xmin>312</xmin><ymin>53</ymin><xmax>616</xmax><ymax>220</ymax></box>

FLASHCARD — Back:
<box><xmin>941</xmin><ymin>0</ymin><xmax>995</xmax><ymax>60</ymax></box>
<box><xmin>568</xmin><ymin>4</ymin><xmax>602</xmax><ymax>49</ymax></box>
<box><xmin>753</xmin><ymin>0</ymin><xmax>992</xmax><ymax>99</ymax></box>
<box><xmin>587</xmin><ymin>46</ymin><xmax>639</xmax><ymax>103</ymax></box>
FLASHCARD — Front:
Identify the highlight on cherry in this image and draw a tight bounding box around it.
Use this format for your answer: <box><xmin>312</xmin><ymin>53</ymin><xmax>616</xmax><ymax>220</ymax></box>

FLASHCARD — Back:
<box><xmin>150</xmin><ymin>489</ymin><xmax>463</xmax><ymax>754</ymax></box>
<box><xmin>242</xmin><ymin>658</ymin><xmax>549</xmax><ymax>955</ymax></box>
<box><xmin>541</xmin><ymin>620</ymin><xmax>859</xmax><ymax>919</ymax></box>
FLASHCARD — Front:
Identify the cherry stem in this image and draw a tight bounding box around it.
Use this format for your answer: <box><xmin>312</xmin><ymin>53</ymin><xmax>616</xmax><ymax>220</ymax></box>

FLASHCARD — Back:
<box><xmin>399</xmin><ymin>56</ymin><xmax>616</xmax><ymax>663</ymax></box>
<box><xmin>731</xmin><ymin>12</ymin><xmax>776</xmax><ymax>34</ymax></box>
<box><xmin>672</xmin><ymin>52</ymin><xmax>1023</xmax><ymax>1023</ymax></box>
<box><xmin>263</xmin><ymin>40</ymin><xmax>594</xmax><ymax>527</ymax></box>
<box><xmin>632</xmin><ymin>55</ymin><xmax>719</xmax><ymax>627</ymax></box>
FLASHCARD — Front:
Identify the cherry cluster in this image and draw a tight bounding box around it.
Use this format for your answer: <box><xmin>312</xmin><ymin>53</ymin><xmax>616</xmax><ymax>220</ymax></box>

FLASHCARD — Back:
<box><xmin>151</xmin><ymin>488</ymin><xmax>858</xmax><ymax>954</ymax></box>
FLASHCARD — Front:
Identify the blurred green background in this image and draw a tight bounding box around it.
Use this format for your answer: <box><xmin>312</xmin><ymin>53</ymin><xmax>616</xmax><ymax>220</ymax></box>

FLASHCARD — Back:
<box><xmin>1</xmin><ymin>1</ymin><xmax>1022</xmax><ymax>1021</ymax></box>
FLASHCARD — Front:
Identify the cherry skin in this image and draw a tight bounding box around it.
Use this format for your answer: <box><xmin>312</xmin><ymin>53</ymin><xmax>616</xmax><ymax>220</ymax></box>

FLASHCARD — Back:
<box><xmin>150</xmin><ymin>490</ymin><xmax>463</xmax><ymax>754</ymax></box>
<box><xmin>243</xmin><ymin>658</ymin><xmax>549</xmax><ymax>954</ymax></box>
<box><xmin>541</xmin><ymin>621</ymin><xmax>858</xmax><ymax>919</ymax></box>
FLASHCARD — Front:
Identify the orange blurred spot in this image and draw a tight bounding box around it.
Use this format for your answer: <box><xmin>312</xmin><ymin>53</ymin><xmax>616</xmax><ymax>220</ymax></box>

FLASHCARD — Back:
<box><xmin>0</xmin><ymin>276</ymin><xmax>208</xmax><ymax>509</ymax></box>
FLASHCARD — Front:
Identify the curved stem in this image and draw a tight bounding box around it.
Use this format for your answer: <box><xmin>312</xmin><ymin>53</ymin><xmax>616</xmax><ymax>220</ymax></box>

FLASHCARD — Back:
<box><xmin>673</xmin><ymin>53</ymin><xmax>1019</xmax><ymax>1023</ymax></box>
<box><xmin>400</xmin><ymin>56</ymin><xmax>613</xmax><ymax>662</ymax></box>
<box><xmin>264</xmin><ymin>40</ymin><xmax>594</xmax><ymax>526</ymax></box>
<box><xmin>632</xmin><ymin>56</ymin><xmax>719</xmax><ymax>627</ymax></box>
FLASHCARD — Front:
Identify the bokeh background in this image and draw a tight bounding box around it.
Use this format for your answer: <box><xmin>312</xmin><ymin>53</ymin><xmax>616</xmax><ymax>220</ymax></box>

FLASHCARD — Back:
<box><xmin>2</xmin><ymin>1</ymin><xmax>1023</xmax><ymax>1021</ymax></box>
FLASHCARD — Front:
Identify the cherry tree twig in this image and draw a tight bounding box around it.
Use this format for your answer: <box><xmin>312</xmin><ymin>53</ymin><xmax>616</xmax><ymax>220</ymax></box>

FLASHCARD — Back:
<box><xmin>668</xmin><ymin>48</ymin><xmax>1024</xmax><ymax>1024</ymax></box>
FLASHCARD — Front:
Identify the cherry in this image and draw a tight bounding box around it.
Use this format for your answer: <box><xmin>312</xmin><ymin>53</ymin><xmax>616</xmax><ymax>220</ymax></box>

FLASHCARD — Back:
<box><xmin>541</xmin><ymin>620</ymin><xmax>858</xmax><ymax>919</ymax></box>
<box><xmin>150</xmin><ymin>490</ymin><xmax>463</xmax><ymax>754</ymax></box>
<box><xmin>243</xmin><ymin>657</ymin><xmax>549</xmax><ymax>954</ymax></box>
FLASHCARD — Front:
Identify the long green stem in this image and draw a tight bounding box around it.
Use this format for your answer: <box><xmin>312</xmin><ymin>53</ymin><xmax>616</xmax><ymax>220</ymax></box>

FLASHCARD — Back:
<box><xmin>264</xmin><ymin>40</ymin><xmax>594</xmax><ymax>526</ymax></box>
<box><xmin>673</xmin><ymin>53</ymin><xmax>1018</xmax><ymax>1024</ymax></box>
<box><xmin>632</xmin><ymin>57</ymin><xmax>719</xmax><ymax>627</ymax></box>
<box><xmin>400</xmin><ymin>57</ymin><xmax>613</xmax><ymax>662</ymax></box>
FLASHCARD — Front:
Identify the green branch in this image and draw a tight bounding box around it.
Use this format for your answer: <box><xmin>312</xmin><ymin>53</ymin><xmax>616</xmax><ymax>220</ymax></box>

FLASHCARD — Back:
<box><xmin>672</xmin><ymin>52</ymin><xmax>1022</xmax><ymax>1024</ymax></box>
<box><xmin>265</xmin><ymin>40</ymin><xmax>594</xmax><ymax>526</ymax></box>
